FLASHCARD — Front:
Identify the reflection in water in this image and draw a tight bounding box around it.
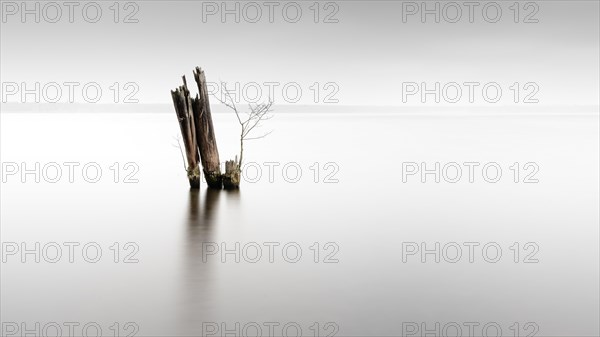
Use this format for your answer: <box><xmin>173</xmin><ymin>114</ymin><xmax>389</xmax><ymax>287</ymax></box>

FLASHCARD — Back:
<box><xmin>187</xmin><ymin>188</ymin><xmax>221</xmax><ymax>230</ymax></box>
<box><xmin>3</xmin><ymin>113</ymin><xmax>598</xmax><ymax>335</ymax></box>
<box><xmin>224</xmin><ymin>188</ymin><xmax>241</xmax><ymax>207</ymax></box>
<box><xmin>179</xmin><ymin>188</ymin><xmax>241</xmax><ymax>334</ymax></box>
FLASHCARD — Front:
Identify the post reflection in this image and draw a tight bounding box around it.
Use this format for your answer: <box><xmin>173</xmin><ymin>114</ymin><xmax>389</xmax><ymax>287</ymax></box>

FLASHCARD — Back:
<box><xmin>179</xmin><ymin>187</ymin><xmax>241</xmax><ymax>334</ymax></box>
<box><xmin>186</xmin><ymin>187</ymin><xmax>220</xmax><ymax>230</ymax></box>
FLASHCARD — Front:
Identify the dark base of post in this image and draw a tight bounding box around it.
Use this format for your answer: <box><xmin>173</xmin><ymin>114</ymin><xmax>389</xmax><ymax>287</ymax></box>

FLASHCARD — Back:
<box><xmin>188</xmin><ymin>178</ymin><xmax>200</xmax><ymax>189</ymax></box>
<box><xmin>204</xmin><ymin>169</ymin><xmax>223</xmax><ymax>189</ymax></box>
<box><xmin>187</xmin><ymin>165</ymin><xmax>201</xmax><ymax>189</ymax></box>
<box><xmin>223</xmin><ymin>159</ymin><xmax>241</xmax><ymax>189</ymax></box>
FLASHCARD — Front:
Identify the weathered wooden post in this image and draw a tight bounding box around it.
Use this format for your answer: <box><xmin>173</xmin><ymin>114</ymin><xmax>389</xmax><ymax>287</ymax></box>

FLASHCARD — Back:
<box><xmin>172</xmin><ymin>66</ymin><xmax>269</xmax><ymax>189</ymax></box>
<box><xmin>223</xmin><ymin>156</ymin><xmax>241</xmax><ymax>189</ymax></box>
<box><xmin>193</xmin><ymin>67</ymin><xmax>223</xmax><ymax>189</ymax></box>
<box><xmin>171</xmin><ymin>76</ymin><xmax>201</xmax><ymax>188</ymax></box>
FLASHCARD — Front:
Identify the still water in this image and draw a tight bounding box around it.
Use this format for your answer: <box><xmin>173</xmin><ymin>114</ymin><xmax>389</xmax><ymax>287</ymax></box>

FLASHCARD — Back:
<box><xmin>1</xmin><ymin>111</ymin><xmax>598</xmax><ymax>336</ymax></box>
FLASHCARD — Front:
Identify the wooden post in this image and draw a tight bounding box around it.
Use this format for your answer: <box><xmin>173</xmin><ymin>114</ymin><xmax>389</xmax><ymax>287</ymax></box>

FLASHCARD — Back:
<box><xmin>193</xmin><ymin>67</ymin><xmax>222</xmax><ymax>189</ymax></box>
<box><xmin>171</xmin><ymin>76</ymin><xmax>201</xmax><ymax>188</ymax></box>
<box><xmin>223</xmin><ymin>156</ymin><xmax>241</xmax><ymax>189</ymax></box>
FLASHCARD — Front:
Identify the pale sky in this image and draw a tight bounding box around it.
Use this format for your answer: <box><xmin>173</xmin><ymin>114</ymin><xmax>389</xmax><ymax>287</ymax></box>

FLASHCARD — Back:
<box><xmin>1</xmin><ymin>0</ymin><xmax>599</xmax><ymax>105</ymax></box>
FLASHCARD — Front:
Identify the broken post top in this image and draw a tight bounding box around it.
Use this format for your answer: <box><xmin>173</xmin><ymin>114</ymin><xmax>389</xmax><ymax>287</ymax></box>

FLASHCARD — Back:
<box><xmin>171</xmin><ymin>66</ymin><xmax>222</xmax><ymax>189</ymax></box>
<box><xmin>193</xmin><ymin>66</ymin><xmax>204</xmax><ymax>82</ymax></box>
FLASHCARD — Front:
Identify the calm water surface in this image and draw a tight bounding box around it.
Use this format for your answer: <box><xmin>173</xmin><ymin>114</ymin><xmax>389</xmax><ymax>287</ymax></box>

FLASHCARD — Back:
<box><xmin>1</xmin><ymin>111</ymin><xmax>598</xmax><ymax>336</ymax></box>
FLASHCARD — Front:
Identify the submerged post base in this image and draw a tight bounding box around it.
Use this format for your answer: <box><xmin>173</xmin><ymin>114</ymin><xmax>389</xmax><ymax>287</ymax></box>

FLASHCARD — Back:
<box><xmin>187</xmin><ymin>165</ymin><xmax>201</xmax><ymax>189</ymax></box>
<box><xmin>204</xmin><ymin>169</ymin><xmax>223</xmax><ymax>189</ymax></box>
<box><xmin>223</xmin><ymin>159</ymin><xmax>241</xmax><ymax>189</ymax></box>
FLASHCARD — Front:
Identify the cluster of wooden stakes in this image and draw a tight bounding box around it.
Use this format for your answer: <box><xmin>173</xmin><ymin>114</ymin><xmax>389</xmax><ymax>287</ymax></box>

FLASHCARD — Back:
<box><xmin>171</xmin><ymin>66</ymin><xmax>273</xmax><ymax>189</ymax></box>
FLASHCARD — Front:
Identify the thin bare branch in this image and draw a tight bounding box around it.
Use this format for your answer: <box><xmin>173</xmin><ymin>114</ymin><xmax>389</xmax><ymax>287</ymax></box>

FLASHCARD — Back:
<box><xmin>214</xmin><ymin>85</ymin><xmax>244</xmax><ymax>126</ymax></box>
<box><xmin>213</xmin><ymin>81</ymin><xmax>274</xmax><ymax>167</ymax></box>
<box><xmin>172</xmin><ymin>135</ymin><xmax>188</xmax><ymax>171</ymax></box>
<box><xmin>245</xmin><ymin>130</ymin><xmax>273</xmax><ymax>141</ymax></box>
